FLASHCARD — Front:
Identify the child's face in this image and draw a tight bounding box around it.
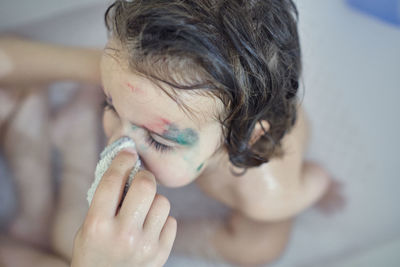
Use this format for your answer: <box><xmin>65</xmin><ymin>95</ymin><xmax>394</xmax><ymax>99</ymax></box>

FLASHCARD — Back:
<box><xmin>100</xmin><ymin>42</ymin><xmax>224</xmax><ymax>188</ymax></box>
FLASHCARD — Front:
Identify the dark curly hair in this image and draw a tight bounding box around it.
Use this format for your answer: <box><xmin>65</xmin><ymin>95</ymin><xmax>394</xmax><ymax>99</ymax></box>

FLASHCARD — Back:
<box><xmin>103</xmin><ymin>0</ymin><xmax>303</xmax><ymax>175</ymax></box>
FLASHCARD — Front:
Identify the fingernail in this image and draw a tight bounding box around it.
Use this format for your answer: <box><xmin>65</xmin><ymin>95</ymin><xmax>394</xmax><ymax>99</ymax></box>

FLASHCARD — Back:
<box><xmin>124</xmin><ymin>147</ymin><xmax>138</xmax><ymax>156</ymax></box>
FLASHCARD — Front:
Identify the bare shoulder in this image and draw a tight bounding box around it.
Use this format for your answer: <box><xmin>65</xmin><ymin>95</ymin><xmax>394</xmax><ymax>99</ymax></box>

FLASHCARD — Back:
<box><xmin>237</xmin><ymin>105</ymin><xmax>311</xmax><ymax>196</ymax></box>
<box><xmin>196</xmin><ymin>105</ymin><xmax>311</xmax><ymax>212</ymax></box>
<box><xmin>263</xmin><ymin>104</ymin><xmax>311</xmax><ymax>186</ymax></box>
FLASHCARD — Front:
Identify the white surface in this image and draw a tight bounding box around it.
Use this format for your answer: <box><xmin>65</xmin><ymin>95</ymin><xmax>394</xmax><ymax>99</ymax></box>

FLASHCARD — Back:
<box><xmin>0</xmin><ymin>0</ymin><xmax>399</xmax><ymax>266</ymax></box>
<box><xmin>325</xmin><ymin>236</ymin><xmax>400</xmax><ymax>267</ymax></box>
<box><xmin>0</xmin><ymin>0</ymin><xmax>110</xmax><ymax>31</ymax></box>
<box><xmin>0</xmin><ymin>2</ymin><xmax>109</xmax><ymax>48</ymax></box>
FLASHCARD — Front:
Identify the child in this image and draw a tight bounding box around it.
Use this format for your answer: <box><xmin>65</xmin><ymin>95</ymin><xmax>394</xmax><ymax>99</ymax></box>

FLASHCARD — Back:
<box><xmin>0</xmin><ymin>0</ymin><xmax>333</xmax><ymax>266</ymax></box>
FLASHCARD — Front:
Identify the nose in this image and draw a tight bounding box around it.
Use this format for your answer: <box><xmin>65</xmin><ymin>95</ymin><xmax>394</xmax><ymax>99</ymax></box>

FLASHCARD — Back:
<box><xmin>107</xmin><ymin>125</ymin><xmax>135</xmax><ymax>146</ymax></box>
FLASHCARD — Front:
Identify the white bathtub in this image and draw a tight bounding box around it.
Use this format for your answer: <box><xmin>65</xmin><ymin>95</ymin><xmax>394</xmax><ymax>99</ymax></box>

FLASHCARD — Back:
<box><xmin>1</xmin><ymin>0</ymin><xmax>400</xmax><ymax>266</ymax></box>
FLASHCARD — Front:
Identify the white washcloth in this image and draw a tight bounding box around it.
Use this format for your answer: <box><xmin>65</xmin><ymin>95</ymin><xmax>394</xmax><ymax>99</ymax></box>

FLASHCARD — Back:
<box><xmin>87</xmin><ymin>136</ymin><xmax>142</xmax><ymax>206</ymax></box>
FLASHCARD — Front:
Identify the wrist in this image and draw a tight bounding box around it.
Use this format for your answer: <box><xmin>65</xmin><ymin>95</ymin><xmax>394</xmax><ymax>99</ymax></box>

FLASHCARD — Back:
<box><xmin>70</xmin><ymin>48</ymin><xmax>102</xmax><ymax>86</ymax></box>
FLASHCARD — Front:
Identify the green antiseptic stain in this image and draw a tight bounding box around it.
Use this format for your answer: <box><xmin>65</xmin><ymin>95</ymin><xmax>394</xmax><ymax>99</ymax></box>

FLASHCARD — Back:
<box><xmin>131</xmin><ymin>125</ymin><xmax>139</xmax><ymax>131</ymax></box>
<box><xmin>139</xmin><ymin>143</ymin><xmax>148</xmax><ymax>151</ymax></box>
<box><xmin>196</xmin><ymin>163</ymin><xmax>204</xmax><ymax>172</ymax></box>
<box><xmin>166</xmin><ymin>126</ymin><xmax>198</xmax><ymax>146</ymax></box>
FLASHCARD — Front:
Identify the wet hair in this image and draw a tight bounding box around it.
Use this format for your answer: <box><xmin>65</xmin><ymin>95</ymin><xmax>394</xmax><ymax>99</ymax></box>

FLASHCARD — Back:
<box><xmin>104</xmin><ymin>0</ymin><xmax>302</xmax><ymax>174</ymax></box>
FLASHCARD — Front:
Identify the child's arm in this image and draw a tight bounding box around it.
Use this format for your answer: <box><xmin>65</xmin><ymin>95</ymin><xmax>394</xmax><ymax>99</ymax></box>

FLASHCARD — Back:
<box><xmin>0</xmin><ymin>235</ymin><xmax>69</xmax><ymax>267</ymax></box>
<box><xmin>0</xmin><ymin>35</ymin><xmax>102</xmax><ymax>89</ymax></box>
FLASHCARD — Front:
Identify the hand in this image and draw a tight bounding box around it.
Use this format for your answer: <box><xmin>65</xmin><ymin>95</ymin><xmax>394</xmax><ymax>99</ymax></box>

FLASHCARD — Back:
<box><xmin>71</xmin><ymin>150</ymin><xmax>177</xmax><ymax>267</ymax></box>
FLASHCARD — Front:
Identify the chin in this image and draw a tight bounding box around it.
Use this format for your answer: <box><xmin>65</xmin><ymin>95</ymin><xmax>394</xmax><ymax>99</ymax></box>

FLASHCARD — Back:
<box><xmin>156</xmin><ymin>176</ymin><xmax>195</xmax><ymax>188</ymax></box>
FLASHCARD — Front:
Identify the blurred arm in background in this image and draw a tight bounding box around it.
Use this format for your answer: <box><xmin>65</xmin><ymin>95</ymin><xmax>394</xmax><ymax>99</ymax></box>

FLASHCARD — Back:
<box><xmin>0</xmin><ymin>34</ymin><xmax>102</xmax><ymax>89</ymax></box>
<box><xmin>0</xmin><ymin>34</ymin><xmax>103</xmax><ymax>267</ymax></box>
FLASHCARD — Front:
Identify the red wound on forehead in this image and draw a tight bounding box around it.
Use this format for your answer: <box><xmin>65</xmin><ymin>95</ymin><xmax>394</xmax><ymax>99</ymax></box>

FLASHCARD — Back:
<box><xmin>126</xmin><ymin>82</ymin><xmax>143</xmax><ymax>94</ymax></box>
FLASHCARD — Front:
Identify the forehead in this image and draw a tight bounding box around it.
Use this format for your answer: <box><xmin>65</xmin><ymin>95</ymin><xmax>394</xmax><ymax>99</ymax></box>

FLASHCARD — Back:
<box><xmin>100</xmin><ymin>45</ymin><xmax>224</xmax><ymax>128</ymax></box>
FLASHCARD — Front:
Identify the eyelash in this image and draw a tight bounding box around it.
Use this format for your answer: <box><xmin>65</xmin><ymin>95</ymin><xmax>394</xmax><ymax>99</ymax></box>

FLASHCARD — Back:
<box><xmin>102</xmin><ymin>99</ymin><xmax>174</xmax><ymax>153</ymax></box>
<box><xmin>145</xmin><ymin>134</ymin><xmax>174</xmax><ymax>153</ymax></box>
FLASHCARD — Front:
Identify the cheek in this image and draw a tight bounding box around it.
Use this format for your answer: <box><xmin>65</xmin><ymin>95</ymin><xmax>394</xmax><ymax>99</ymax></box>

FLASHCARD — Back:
<box><xmin>140</xmin><ymin>153</ymin><xmax>200</xmax><ymax>188</ymax></box>
<box><xmin>102</xmin><ymin>111</ymin><xmax>120</xmax><ymax>138</ymax></box>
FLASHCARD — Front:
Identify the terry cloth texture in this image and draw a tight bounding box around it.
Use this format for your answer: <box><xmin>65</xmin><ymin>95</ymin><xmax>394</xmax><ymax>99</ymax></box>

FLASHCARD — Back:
<box><xmin>86</xmin><ymin>136</ymin><xmax>142</xmax><ymax>206</ymax></box>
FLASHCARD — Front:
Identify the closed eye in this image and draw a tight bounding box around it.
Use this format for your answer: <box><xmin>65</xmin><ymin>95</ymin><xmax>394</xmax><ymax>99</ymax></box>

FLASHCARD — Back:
<box><xmin>146</xmin><ymin>133</ymin><xmax>174</xmax><ymax>153</ymax></box>
<box><xmin>102</xmin><ymin>99</ymin><xmax>175</xmax><ymax>153</ymax></box>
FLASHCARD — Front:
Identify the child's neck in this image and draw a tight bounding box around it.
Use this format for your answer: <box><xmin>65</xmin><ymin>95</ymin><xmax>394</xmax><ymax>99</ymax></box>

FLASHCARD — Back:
<box><xmin>199</xmin><ymin>147</ymin><xmax>229</xmax><ymax>178</ymax></box>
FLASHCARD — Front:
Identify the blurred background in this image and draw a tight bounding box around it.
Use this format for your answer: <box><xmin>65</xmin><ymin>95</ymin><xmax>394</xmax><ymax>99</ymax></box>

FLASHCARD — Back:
<box><xmin>0</xmin><ymin>0</ymin><xmax>399</xmax><ymax>266</ymax></box>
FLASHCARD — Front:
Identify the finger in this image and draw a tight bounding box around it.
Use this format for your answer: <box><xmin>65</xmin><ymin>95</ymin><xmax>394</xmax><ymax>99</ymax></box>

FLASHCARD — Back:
<box><xmin>143</xmin><ymin>194</ymin><xmax>171</xmax><ymax>239</ymax></box>
<box><xmin>159</xmin><ymin>216</ymin><xmax>177</xmax><ymax>256</ymax></box>
<box><xmin>88</xmin><ymin>150</ymin><xmax>138</xmax><ymax>219</ymax></box>
<box><xmin>117</xmin><ymin>170</ymin><xmax>157</xmax><ymax>230</ymax></box>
